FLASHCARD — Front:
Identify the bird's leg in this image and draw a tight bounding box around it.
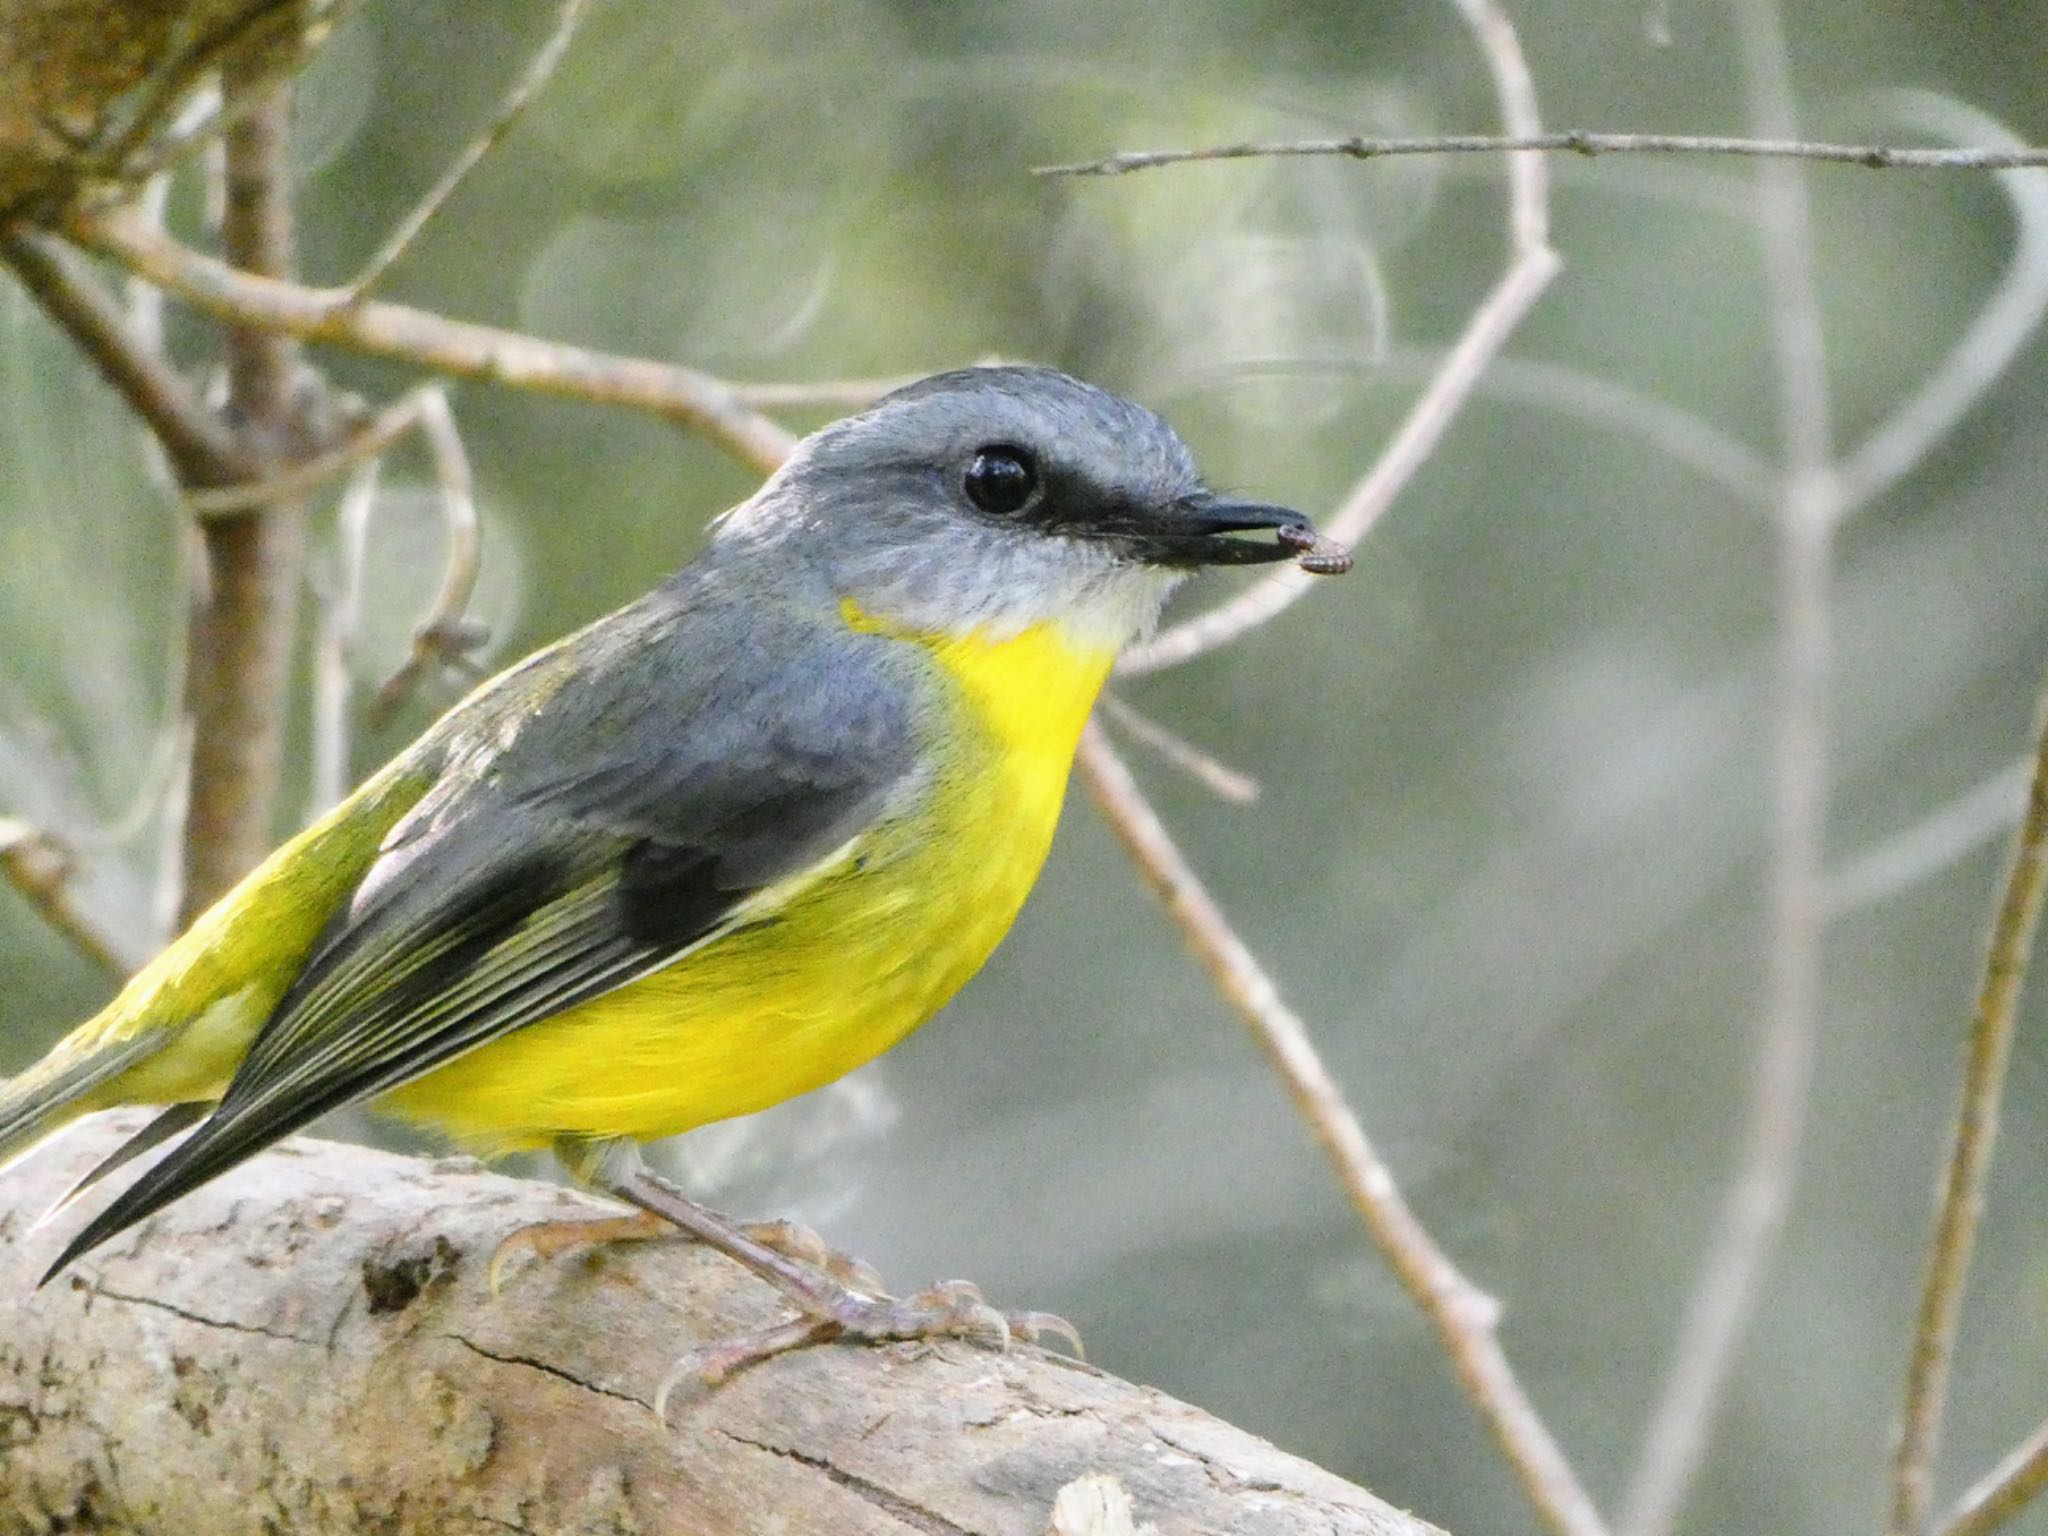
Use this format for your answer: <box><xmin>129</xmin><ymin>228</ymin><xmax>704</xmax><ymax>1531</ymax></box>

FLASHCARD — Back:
<box><xmin>551</xmin><ymin>1139</ymin><xmax>1079</xmax><ymax>1405</ymax></box>
<box><xmin>489</xmin><ymin>1150</ymin><xmax>884</xmax><ymax>1294</ymax></box>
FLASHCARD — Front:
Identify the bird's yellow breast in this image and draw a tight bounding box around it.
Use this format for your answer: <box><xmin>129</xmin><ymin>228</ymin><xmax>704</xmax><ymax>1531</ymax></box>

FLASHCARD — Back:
<box><xmin>383</xmin><ymin>605</ymin><xmax>1115</xmax><ymax>1153</ymax></box>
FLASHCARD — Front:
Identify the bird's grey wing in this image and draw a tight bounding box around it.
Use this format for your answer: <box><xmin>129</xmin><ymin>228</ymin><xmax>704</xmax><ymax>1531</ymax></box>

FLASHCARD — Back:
<box><xmin>45</xmin><ymin>610</ymin><xmax>916</xmax><ymax>1278</ymax></box>
<box><xmin>233</xmin><ymin>605</ymin><xmax>914</xmax><ymax>1106</ymax></box>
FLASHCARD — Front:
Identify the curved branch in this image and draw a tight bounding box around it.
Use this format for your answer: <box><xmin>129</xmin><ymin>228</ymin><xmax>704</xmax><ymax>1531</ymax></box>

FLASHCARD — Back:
<box><xmin>0</xmin><ymin>1113</ymin><xmax>1444</xmax><ymax>1536</ymax></box>
<box><xmin>1076</xmin><ymin>725</ymin><xmax>1603</xmax><ymax>1536</ymax></box>
<box><xmin>75</xmin><ymin>208</ymin><xmax>799</xmax><ymax>475</ymax></box>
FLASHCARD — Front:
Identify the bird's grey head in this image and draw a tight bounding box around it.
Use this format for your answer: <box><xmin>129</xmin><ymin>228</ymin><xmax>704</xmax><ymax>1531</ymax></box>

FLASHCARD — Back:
<box><xmin>712</xmin><ymin>366</ymin><xmax>1313</xmax><ymax>647</ymax></box>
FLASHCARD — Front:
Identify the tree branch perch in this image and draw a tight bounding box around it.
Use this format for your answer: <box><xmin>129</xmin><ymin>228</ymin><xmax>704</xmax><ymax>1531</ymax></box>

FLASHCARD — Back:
<box><xmin>0</xmin><ymin>1112</ymin><xmax>1444</xmax><ymax>1536</ymax></box>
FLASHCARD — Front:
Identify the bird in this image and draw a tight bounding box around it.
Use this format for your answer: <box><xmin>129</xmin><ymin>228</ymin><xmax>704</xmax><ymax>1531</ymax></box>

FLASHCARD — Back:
<box><xmin>0</xmin><ymin>365</ymin><xmax>1344</xmax><ymax>1380</ymax></box>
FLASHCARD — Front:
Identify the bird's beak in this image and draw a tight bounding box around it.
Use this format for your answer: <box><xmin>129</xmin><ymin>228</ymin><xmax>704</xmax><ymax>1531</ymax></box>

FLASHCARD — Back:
<box><xmin>1102</xmin><ymin>493</ymin><xmax>1323</xmax><ymax>568</ymax></box>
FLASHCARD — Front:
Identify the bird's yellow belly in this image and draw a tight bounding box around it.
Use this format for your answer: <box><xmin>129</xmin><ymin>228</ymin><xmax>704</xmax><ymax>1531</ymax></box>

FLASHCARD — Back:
<box><xmin>381</xmin><ymin>780</ymin><xmax>1053</xmax><ymax>1151</ymax></box>
<box><xmin>382</xmin><ymin>613</ymin><xmax>1112</xmax><ymax>1154</ymax></box>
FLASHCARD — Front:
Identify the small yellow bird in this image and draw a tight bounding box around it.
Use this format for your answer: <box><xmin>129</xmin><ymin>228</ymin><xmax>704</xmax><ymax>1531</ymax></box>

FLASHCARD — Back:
<box><xmin>1</xmin><ymin>366</ymin><xmax>1341</xmax><ymax>1371</ymax></box>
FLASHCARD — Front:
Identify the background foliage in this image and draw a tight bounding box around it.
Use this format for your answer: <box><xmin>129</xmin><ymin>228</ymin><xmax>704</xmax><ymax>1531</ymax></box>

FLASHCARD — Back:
<box><xmin>3</xmin><ymin>4</ymin><xmax>2046</xmax><ymax>1533</ymax></box>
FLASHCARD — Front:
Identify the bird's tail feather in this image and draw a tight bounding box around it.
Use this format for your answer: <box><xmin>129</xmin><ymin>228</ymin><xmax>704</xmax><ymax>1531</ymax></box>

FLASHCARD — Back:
<box><xmin>26</xmin><ymin>1101</ymin><xmax>207</xmax><ymax>1231</ymax></box>
<box><xmin>0</xmin><ymin>1032</ymin><xmax>164</xmax><ymax>1176</ymax></box>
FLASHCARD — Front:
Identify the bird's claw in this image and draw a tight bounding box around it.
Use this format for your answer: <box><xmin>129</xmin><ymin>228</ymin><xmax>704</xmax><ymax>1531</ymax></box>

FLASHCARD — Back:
<box><xmin>1005</xmin><ymin>1307</ymin><xmax>1086</xmax><ymax>1359</ymax></box>
<box><xmin>819</xmin><ymin>1278</ymin><xmax>1084</xmax><ymax>1360</ymax></box>
<box><xmin>487</xmin><ymin>1210</ymin><xmax>669</xmax><ymax>1294</ymax></box>
<box><xmin>649</xmin><ymin>1278</ymin><xmax>1084</xmax><ymax>1419</ymax></box>
<box><xmin>654</xmin><ymin>1315</ymin><xmax>836</xmax><ymax>1419</ymax></box>
<box><xmin>822</xmin><ymin>1276</ymin><xmax>1014</xmax><ymax>1350</ymax></box>
<box><xmin>739</xmin><ymin>1217</ymin><xmax>886</xmax><ymax>1292</ymax></box>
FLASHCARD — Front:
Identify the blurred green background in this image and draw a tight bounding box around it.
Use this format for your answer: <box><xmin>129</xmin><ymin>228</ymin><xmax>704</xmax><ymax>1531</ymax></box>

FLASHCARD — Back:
<box><xmin>4</xmin><ymin>2</ymin><xmax>2048</xmax><ymax>1532</ymax></box>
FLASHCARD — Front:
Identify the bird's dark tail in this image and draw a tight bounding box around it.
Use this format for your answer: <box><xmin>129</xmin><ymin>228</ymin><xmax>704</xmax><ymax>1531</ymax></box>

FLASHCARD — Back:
<box><xmin>38</xmin><ymin>1099</ymin><xmax>310</xmax><ymax>1284</ymax></box>
<box><xmin>27</xmin><ymin>1102</ymin><xmax>209</xmax><ymax>1237</ymax></box>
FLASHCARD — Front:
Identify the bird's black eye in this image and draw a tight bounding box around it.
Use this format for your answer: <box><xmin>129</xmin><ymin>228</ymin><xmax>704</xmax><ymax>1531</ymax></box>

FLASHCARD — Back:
<box><xmin>963</xmin><ymin>445</ymin><xmax>1038</xmax><ymax>515</ymax></box>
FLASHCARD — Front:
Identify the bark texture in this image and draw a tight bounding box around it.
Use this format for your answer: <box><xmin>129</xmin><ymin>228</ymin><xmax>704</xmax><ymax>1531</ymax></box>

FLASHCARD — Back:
<box><xmin>0</xmin><ymin>1114</ymin><xmax>1443</xmax><ymax>1536</ymax></box>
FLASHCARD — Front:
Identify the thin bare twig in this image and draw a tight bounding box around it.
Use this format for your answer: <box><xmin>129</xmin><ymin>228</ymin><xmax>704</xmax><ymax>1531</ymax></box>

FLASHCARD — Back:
<box><xmin>120</xmin><ymin>169</ymin><xmax>196</xmax><ymax>512</ymax></box>
<box><xmin>1825</xmin><ymin>759</ymin><xmax>2032</xmax><ymax>918</ymax></box>
<box><xmin>1036</xmin><ymin>131</ymin><xmax>2048</xmax><ymax>180</ymax></box>
<box><xmin>1124</xmin><ymin>106</ymin><xmax>2048</xmax><ymax>537</ymax></box>
<box><xmin>1118</xmin><ymin>0</ymin><xmax>1559</xmax><ymax>676</ymax></box>
<box><xmin>0</xmin><ymin>229</ymin><xmax>249</xmax><ymax>486</ymax></box>
<box><xmin>75</xmin><ymin>208</ymin><xmax>798</xmax><ymax>475</ymax></box>
<box><xmin>0</xmin><ymin>819</ymin><xmax>129</xmax><ymax>977</ymax></box>
<box><xmin>308</xmin><ymin>457</ymin><xmax>379</xmax><ymax>817</ymax></box>
<box><xmin>1189</xmin><ymin>350</ymin><xmax>1774</xmax><ymax>511</ymax></box>
<box><xmin>1890</xmin><ymin>671</ymin><xmax>2048</xmax><ymax>1536</ymax></box>
<box><xmin>1098</xmin><ymin>8</ymin><xmax>1600</xmax><ymax>1528</ymax></box>
<box><xmin>1393</xmin><ymin>347</ymin><xmax>1777</xmax><ymax>510</ymax></box>
<box><xmin>1942</xmin><ymin>1418</ymin><xmax>2048</xmax><ymax>1536</ymax></box>
<box><xmin>1098</xmin><ymin>694</ymin><xmax>1260</xmax><ymax>804</ymax></box>
<box><xmin>1076</xmin><ymin>724</ymin><xmax>1606</xmax><ymax>1536</ymax></box>
<box><xmin>1834</xmin><ymin>95</ymin><xmax>2048</xmax><ymax>517</ymax></box>
<box><xmin>184</xmin><ymin>383</ymin><xmax>430</xmax><ymax>514</ymax></box>
<box><xmin>366</xmin><ymin>387</ymin><xmax>485</xmax><ymax>723</ymax></box>
<box><xmin>178</xmin><ymin>63</ymin><xmax>309</xmax><ymax>924</ymax></box>
<box><xmin>302</xmin><ymin>387</ymin><xmax>482</xmax><ymax>808</ymax></box>
<box><xmin>1619</xmin><ymin>5</ymin><xmax>1839</xmax><ymax>1531</ymax></box>
<box><xmin>341</xmin><ymin>0</ymin><xmax>589</xmax><ymax>300</ymax></box>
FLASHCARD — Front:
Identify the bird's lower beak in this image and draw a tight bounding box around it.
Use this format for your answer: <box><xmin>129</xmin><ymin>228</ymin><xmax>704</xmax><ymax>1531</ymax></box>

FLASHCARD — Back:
<box><xmin>1104</xmin><ymin>494</ymin><xmax>1322</xmax><ymax>567</ymax></box>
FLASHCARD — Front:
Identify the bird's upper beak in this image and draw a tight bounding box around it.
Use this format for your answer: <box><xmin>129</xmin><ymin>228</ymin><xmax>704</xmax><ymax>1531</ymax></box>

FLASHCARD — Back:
<box><xmin>1094</xmin><ymin>492</ymin><xmax>1322</xmax><ymax>567</ymax></box>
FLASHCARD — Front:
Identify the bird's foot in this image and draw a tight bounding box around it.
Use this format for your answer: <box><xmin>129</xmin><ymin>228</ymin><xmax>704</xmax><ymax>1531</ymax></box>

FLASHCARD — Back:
<box><xmin>550</xmin><ymin>1143</ymin><xmax>1082</xmax><ymax>1415</ymax></box>
<box><xmin>653</xmin><ymin>1278</ymin><xmax>1082</xmax><ymax>1417</ymax></box>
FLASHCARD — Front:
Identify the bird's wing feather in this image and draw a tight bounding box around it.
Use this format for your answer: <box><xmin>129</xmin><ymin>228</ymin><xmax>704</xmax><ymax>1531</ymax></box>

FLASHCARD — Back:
<box><xmin>46</xmin><ymin>598</ymin><xmax>916</xmax><ymax>1278</ymax></box>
